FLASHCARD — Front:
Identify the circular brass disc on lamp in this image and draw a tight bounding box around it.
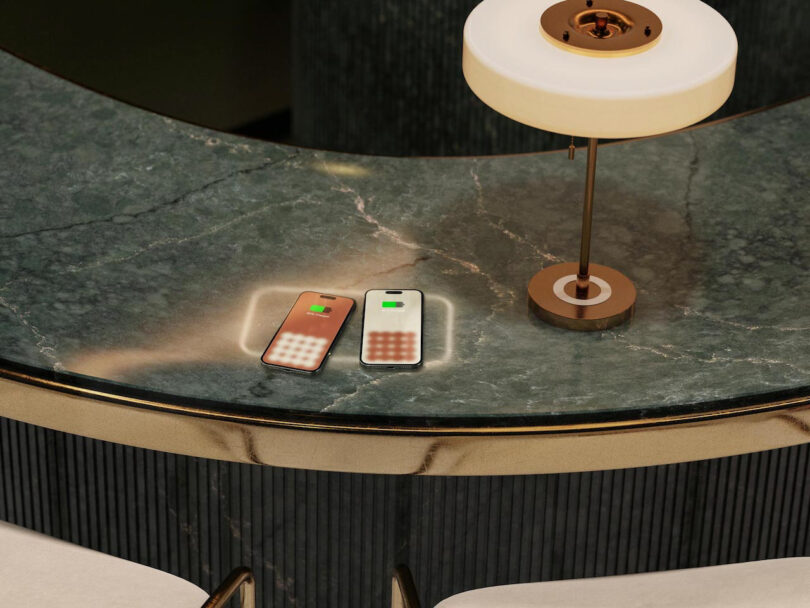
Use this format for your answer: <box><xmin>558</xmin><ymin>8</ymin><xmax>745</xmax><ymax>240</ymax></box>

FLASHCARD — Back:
<box><xmin>540</xmin><ymin>0</ymin><xmax>662</xmax><ymax>57</ymax></box>
<box><xmin>529</xmin><ymin>262</ymin><xmax>636</xmax><ymax>331</ymax></box>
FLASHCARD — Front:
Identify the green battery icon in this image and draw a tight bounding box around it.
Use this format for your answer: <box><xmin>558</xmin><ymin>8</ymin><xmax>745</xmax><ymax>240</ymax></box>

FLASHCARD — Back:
<box><xmin>309</xmin><ymin>304</ymin><xmax>326</xmax><ymax>313</ymax></box>
<box><xmin>382</xmin><ymin>301</ymin><xmax>404</xmax><ymax>308</ymax></box>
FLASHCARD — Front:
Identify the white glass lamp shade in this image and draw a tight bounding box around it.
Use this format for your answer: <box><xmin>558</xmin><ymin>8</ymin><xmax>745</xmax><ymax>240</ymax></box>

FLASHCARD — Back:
<box><xmin>462</xmin><ymin>0</ymin><xmax>737</xmax><ymax>138</ymax></box>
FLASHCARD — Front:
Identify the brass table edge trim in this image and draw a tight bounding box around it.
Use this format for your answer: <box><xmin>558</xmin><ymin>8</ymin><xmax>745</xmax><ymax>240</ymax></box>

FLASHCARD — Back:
<box><xmin>2</xmin><ymin>366</ymin><xmax>808</xmax><ymax>436</ymax></box>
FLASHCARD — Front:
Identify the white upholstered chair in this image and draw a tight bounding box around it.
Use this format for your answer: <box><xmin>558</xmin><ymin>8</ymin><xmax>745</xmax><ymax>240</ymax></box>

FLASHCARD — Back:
<box><xmin>393</xmin><ymin>558</ymin><xmax>810</xmax><ymax>608</ymax></box>
<box><xmin>0</xmin><ymin>520</ymin><xmax>254</xmax><ymax>607</ymax></box>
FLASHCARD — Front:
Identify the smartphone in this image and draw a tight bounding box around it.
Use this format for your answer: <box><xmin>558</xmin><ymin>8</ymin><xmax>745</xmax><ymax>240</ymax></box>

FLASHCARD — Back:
<box><xmin>360</xmin><ymin>289</ymin><xmax>423</xmax><ymax>369</ymax></box>
<box><xmin>261</xmin><ymin>291</ymin><xmax>355</xmax><ymax>374</ymax></box>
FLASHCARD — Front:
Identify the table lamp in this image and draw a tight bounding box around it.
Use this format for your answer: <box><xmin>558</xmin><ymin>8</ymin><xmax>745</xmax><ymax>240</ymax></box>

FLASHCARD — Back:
<box><xmin>462</xmin><ymin>0</ymin><xmax>737</xmax><ymax>330</ymax></box>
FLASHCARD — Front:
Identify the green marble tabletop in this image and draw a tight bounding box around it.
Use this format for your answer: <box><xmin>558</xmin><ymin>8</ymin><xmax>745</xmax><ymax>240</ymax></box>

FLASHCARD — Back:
<box><xmin>1</xmin><ymin>51</ymin><xmax>808</xmax><ymax>427</ymax></box>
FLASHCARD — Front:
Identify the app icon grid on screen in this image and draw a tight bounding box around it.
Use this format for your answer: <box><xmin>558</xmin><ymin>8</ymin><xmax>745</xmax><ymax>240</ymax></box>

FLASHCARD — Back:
<box><xmin>266</xmin><ymin>332</ymin><xmax>329</xmax><ymax>369</ymax></box>
<box><xmin>365</xmin><ymin>331</ymin><xmax>417</xmax><ymax>362</ymax></box>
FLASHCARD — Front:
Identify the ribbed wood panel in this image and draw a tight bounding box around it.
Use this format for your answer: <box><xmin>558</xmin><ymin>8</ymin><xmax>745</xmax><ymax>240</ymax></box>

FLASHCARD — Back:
<box><xmin>290</xmin><ymin>0</ymin><xmax>810</xmax><ymax>156</ymax></box>
<box><xmin>1</xmin><ymin>416</ymin><xmax>809</xmax><ymax>607</ymax></box>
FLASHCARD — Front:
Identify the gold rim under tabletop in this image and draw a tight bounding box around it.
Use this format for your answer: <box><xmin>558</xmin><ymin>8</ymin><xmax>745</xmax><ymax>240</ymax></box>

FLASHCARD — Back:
<box><xmin>540</xmin><ymin>0</ymin><xmax>663</xmax><ymax>57</ymax></box>
<box><xmin>0</xmin><ymin>369</ymin><xmax>808</xmax><ymax>475</ymax></box>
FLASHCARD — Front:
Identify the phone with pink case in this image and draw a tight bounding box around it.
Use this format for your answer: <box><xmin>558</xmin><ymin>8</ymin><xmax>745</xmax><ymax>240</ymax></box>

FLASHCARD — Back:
<box><xmin>261</xmin><ymin>291</ymin><xmax>355</xmax><ymax>374</ymax></box>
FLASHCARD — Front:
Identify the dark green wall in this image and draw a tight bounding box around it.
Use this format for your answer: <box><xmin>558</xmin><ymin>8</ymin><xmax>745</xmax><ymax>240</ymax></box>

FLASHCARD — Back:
<box><xmin>1</xmin><ymin>0</ymin><xmax>807</xmax><ymax>154</ymax></box>
<box><xmin>290</xmin><ymin>0</ymin><xmax>810</xmax><ymax>155</ymax></box>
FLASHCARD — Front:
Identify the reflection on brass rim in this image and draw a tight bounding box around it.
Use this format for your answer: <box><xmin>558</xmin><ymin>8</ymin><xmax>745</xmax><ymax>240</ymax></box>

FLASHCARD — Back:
<box><xmin>2</xmin><ymin>366</ymin><xmax>808</xmax><ymax>434</ymax></box>
<box><xmin>1</xmin><ymin>368</ymin><xmax>809</xmax><ymax>475</ymax></box>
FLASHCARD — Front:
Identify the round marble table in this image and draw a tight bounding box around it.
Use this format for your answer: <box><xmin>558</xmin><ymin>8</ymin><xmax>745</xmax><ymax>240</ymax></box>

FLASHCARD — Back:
<box><xmin>1</xmin><ymin>51</ymin><xmax>809</xmax><ymax>608</ymax></box>
<box><xmin>1</xmin><ymin>51</ymin><xmax>809</xmax><ymax>476</ymax></box>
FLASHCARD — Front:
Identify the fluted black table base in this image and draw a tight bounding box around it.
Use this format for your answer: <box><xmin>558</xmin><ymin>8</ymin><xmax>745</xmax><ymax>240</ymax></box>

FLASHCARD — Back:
<box><xmin>1</xmin><ymin>416</ymin><xmax>808</xmax><ymax>607</ymax></box>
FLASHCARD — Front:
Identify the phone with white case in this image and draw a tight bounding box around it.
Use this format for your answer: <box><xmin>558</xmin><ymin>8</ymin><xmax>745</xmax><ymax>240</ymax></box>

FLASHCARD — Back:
<box><xmin>360</xmin><ymin>289</ymin><xmax>423</xmax><ymax>369</ymax></box>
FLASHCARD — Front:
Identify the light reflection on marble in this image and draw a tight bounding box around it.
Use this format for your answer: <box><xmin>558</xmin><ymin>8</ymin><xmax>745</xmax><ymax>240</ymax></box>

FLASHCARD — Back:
<box><xmin>0</xmin><ymin>51</ymin><xmax>808</xmax><ymax>422</ymax></box>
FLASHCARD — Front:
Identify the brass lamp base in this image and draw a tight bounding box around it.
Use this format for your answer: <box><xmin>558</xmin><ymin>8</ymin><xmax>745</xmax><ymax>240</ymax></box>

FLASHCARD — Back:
<box><xmin>528</xmin><ymin>262</ymin><xmax>636</xmax><ymax>331</ymax></box>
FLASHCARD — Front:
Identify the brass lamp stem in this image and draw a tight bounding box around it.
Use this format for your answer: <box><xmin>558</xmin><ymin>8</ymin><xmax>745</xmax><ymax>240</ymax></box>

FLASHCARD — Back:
<box><xmin>528</xmin><ymin>136</ymin><xmax>635</xmax><ymax>329</ymax></box>
<box><xmin>576</xmin><ymin>137</ymin><xmax>598</xmax><ymax>296</ymax></box>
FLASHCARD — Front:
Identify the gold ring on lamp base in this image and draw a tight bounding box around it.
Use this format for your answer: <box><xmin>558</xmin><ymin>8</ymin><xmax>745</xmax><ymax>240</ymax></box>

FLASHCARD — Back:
<box><xmin>528</xmin><ymin>262</ymin><xmax>636</xmax><ymax>331</ymax></box>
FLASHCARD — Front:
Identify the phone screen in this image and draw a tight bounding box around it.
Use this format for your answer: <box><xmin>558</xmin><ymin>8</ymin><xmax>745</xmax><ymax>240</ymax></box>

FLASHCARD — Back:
<box><xmin>360</xmin><ymin>289</ymin><xmax>423</xmax><ymax>368</ymax></box>
<box><xmin>261</xmin><ymin>291</ymin><xmax>355</xmax><ymax>374</ymax></box>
